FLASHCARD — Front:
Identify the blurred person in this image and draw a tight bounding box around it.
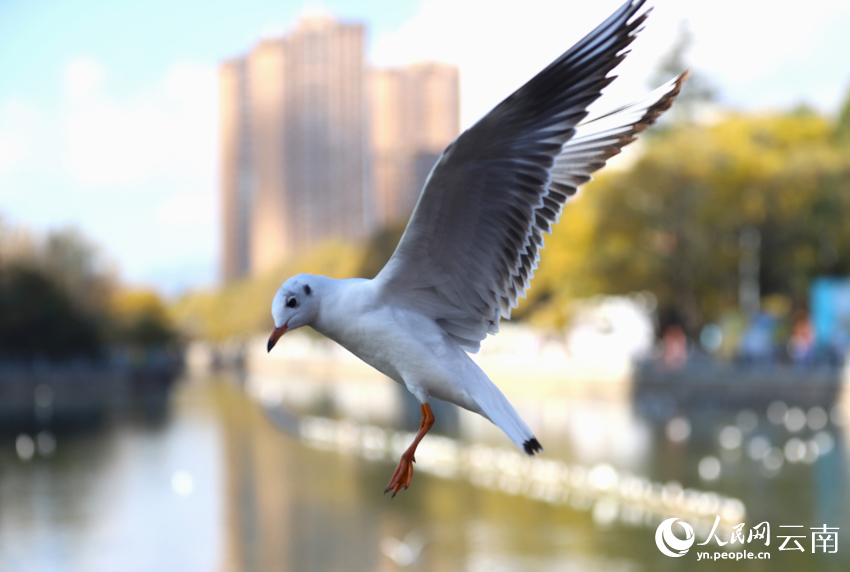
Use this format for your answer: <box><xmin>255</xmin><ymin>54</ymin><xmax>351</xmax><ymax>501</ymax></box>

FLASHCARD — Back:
<box><xmin>662</xmin><ymin>324</ymin><xmax>687</xmax><ymax>369</ymax></box>
<box><xmin>737</xmin><ymin>313</ymin><xmax>776</xmax><ymax>366</ymax></box>
<box><xmin>787</xmin><ymin>311</ymin><xmax>815</xmax><ymax>367</ymax></box>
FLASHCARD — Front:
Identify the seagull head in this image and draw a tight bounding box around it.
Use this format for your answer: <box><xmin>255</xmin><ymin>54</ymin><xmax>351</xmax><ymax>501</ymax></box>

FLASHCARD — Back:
<box><xmin>268</xmin><ymin>274</ymin><xmax>320</xmax><ymax>352</ymax></box>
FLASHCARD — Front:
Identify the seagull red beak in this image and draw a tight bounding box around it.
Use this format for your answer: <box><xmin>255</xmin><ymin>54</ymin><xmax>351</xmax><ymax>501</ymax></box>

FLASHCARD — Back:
<box><xmin>267</xmin><ymin>323</ymin><xmax>288</xmax><ymax>352</ymax></box>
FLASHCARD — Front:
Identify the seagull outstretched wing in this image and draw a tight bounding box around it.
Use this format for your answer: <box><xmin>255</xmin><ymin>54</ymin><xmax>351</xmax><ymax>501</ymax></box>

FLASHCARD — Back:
<box><xmin>374</xmin><ymin>0</ymin><xmax>686</xmax><ymax>352</ymax></box>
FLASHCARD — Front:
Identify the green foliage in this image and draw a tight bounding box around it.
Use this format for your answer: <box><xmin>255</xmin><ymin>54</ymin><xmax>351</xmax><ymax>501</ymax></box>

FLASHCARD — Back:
<box><xmin>0</xmin><ymin>222</ymin><xmax>178</xmax><ymax>359</ymax></box>
<box><xmin>537</xmin><ymin>110</ymin><xmax>850</xmax><ymax>335</ymax></box>
<box><xmin>110</xmin><ymin>290</ymin><xmax>177</xmax><ymax>348</ymax></box>
<box><xmin>357</xmin><ymin>223</ymin><xmax>406</xmax><ymax>279</ymax></box>
<box><xmin>0</xmin><ymin>263</ymin><xmax>102</xmax><ymax>360</ymax></box>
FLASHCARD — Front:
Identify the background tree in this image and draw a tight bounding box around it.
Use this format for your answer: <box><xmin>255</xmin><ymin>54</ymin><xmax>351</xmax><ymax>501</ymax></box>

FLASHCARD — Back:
<box><xmin>111</xmin><ymin>290</ymin><xmax>177</xmax><ymax>349</ymax></box>
<box><xmin>0</xmin><ymin>220</ymin><xmax>178</xmax><ymax>359</ymax></box>
<box><xmin>558</xmin><ymin>111</ymin><xmax>850</xmax><ymax>336</ymax></box>
<box><xmin>0</xmin><ymin>263</ymin><xmax>102</xmax><ymax>360</ymax></box>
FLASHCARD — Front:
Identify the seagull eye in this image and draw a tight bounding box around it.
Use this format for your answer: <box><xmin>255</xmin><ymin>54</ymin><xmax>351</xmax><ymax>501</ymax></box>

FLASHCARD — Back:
<box><xmin>286</xmin><ymin>297</ymin><xmax>297</xmax><ymax>308</ymax></box>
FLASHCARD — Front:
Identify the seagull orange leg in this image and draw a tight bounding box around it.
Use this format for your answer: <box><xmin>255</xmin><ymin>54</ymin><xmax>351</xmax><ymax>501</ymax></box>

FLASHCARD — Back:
<box><xmin>385</xmin><ymin>403</ymin><xmax>435</xmax><ymax>498</ymax></box>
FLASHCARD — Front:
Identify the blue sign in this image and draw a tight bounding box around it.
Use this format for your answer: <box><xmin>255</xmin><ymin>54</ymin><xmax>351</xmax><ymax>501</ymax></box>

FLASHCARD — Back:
<box><xmin>810</xmin><ymin>277</ymin><xmax>850</xmax><ymax>352</ymax></box>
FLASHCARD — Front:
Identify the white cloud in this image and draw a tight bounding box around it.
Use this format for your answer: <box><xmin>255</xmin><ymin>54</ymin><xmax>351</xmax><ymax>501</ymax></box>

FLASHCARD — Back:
<box><xmin>0</xmin><ymin>99</ymin><xmax>44</xmax><ymax>171</ymax></box>
<box><xmin>64</xmin><ymin>57</ymin><xmax>105</xmax><ymax>100</ymax></box>
<box><xmin>371</xmin><ymin>0</ymin><xmax>850</xmax><ymax>127</ymax></box>
<box><xmin>259</xmin><ymin>21</ymin><xmax>288</xmax><ymax>39</ymax></box>
<box><xmin>372</xmin><ymin>0</ymin><xmax>623</xmax><ymax>127</ymax></box>
<box><xmin>62</xmin><ymin>58</ymin><xmax>217</xmax><ymax>188</ymax></box>
<box><xmin>155</xmin><ymin>191</ymin><xmax>216</xmax><ymax>228</ymax></box>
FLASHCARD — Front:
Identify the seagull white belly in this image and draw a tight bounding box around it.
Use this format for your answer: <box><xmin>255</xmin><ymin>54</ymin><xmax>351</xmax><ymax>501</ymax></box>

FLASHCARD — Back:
<box><xmin>326</xmin><ymin>306</ymin><xmax>480</xmax><ymax>412</ymax></box>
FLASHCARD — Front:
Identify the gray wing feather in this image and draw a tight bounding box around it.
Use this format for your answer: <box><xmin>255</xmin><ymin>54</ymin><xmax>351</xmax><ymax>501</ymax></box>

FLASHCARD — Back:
<box><xmin>515</xmin><ymin>71</ymin><xmax>690</xmax><ymax>314</ymax></box>
<box><xmin>375</xmin><ymin>0</ymin><xmax>684</xmax><ymax>352</ymax></box>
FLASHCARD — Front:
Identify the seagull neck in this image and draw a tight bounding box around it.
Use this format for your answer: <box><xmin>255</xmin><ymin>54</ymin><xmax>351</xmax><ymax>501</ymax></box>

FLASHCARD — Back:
<box><xmin>311</xmin><ymin>276</ymin><xmax>369</xmax><ymax>340</ymax></box>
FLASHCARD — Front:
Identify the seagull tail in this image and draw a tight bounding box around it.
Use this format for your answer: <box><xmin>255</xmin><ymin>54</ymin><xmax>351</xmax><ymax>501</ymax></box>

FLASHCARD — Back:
<box><xmin>471</xmin><ymin>372</ymin><xmax>543</xmax><ymax>456</ymax></box>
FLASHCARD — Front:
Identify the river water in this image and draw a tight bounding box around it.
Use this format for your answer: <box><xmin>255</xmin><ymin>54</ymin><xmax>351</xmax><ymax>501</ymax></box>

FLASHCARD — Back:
<box><xmin>1</xmin><ymin>376</ymin><xmax>848</xmax><ymax>571</ymax></box>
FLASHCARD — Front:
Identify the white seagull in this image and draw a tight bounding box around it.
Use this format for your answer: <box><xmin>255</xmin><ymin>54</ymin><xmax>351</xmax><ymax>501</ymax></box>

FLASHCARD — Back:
<box><xmin>267</xmin><ymin>0</ymin><xmax>687</xmax><ymax>497</ymax></box>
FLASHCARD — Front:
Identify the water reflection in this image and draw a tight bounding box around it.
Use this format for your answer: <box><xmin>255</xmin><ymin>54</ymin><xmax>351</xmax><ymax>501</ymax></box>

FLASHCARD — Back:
<box><xmin>0</xmin><ymin>380</ymin><xmax>224</xmax><ymax>572</ymax></box>
<box><xmin>1</xmin><ymin>377</ymin><xmax>848</xmax><ymax>571</ymax></box>
<box><xmin>285</xmin><ymin>414</ymin><xmax>745</xmax><ymax>534</ymax></box>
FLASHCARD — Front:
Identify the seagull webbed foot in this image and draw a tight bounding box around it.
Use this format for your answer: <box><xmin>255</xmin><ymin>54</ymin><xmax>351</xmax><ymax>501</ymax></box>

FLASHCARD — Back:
<box><xmin>384</xmin><ymin>403</ymin><xmax>434</xmax><ymax>498</ymax></box>
<box><xmin>384</xmin><ymin>453</ymin><xmax>415</xmax><ymax>498</ymax></box>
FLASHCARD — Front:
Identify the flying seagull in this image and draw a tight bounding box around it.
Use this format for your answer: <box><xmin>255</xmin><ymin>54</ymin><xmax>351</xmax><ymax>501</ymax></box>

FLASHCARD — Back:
<box><xmin>268</xmin><ymin>0</ymin><xmax>687</xmax><ymax>497</ymax></box>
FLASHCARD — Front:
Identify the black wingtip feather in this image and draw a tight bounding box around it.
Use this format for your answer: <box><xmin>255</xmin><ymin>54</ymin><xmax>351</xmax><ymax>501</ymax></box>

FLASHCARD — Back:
<box><xmin>523</xmin><ymin>438</ymin><xmax>543</xmax><ymax>455</ymax></box>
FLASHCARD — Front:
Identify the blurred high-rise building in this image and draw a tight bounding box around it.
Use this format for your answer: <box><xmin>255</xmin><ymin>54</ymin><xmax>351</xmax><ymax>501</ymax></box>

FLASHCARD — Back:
<box><xmin>219</xmin><ymin>58</ymin><xmax>252</xmax><ymax>282</ymax></box>
<box><xmin>370</xmin><ymin>63</ymin><xmax>460</xmax><ymax>226</ymax></box>
<box><xmin>220</xmin><ymin>14</ymin><xmax>459</xmax><ymax>282</ymax></box>
<box><xmin>220</xmin><ymin>14</ymin><xmax>367</xmax><ymax>281</ymax></box>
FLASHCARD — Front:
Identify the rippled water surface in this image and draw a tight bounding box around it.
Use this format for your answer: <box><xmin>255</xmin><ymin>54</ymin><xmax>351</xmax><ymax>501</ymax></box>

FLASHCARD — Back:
<box><xmin>1</xmin><ymin>376</ymin><xmax>848</xmax><ymax>571</ymax></box>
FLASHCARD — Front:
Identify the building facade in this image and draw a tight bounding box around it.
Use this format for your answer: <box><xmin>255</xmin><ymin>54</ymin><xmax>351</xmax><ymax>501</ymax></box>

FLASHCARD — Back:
<box><xmin>220</xmin><ymin>15</ymin><xmax>367</xmax><ymax>281</ymax></box>
<box><xmin>370</xmin><ymin>63</ymin><xmax>460</xmax><ymax>226</ymax></box>
<box><xmin>219</xmin><ymin>58</ymin><xmax>252</xmax><ymax>282</ymax></box>
<box><xmin>220</xmin><ymin>15</ymin><xmax>459</xmax><ymax>282</ymax></box>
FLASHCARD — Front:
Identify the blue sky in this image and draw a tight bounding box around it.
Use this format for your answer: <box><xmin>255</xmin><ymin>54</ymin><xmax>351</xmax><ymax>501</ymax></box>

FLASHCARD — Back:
<box><xmin>2</xmin><ymin>0</ymin><xmax>849</xmax><ymax>295</ymax></box>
